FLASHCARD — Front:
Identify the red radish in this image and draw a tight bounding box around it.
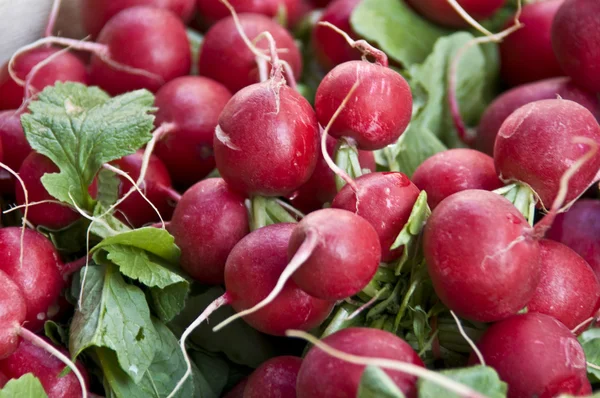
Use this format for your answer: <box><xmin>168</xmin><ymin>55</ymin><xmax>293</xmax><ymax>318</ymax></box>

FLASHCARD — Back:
<box><xmin>546</xmin><ymin>199</ymin><xmax>600</xmax><ymax>279</ymax></box>
<box><xmin>89</xmin><ymin>6</ymin><xmax>191</xmax><ymax>95</ymax></box>
<box><xmin>153</xmin><ymin>76</ymin><xmax>232</xmax><ymax>188</ymax></box>
<box><xmin>315</xmin><ymin>59</ymin><xmax>412</xmax><ymax>151</ymax></box>
<box><xmin>411</xmin><ymin>149</ymin><xmax>502</xmax><ymax>210</ymax></box>
<box><xmin>0</xmin><ymin>371</ymin><xmax>7</xmax><ymax>387</ymax></box>
<box><xmin>214</xmin><ymin>81</ymin><xmax>319</xmax><ymax>197</ymax></box>
<box><xmin>527</xmin><ymin>239</ymin><xmax>600</xmax><ymax>331</ymax></box>
<box><xmin>0</xmin><ymin>270</ymin><xmax>26</xmax><ymax>360</ymax></box>
<box><xmin>405</xmin><ymin>0</ymin><xmax>505</xmax><ymax>28</ymax></box>
<box><xmin>475</xmin><ymin>77</ymin><xmax>600</xmax><ymax>155</ymax></box>
<box><xmin>168</xmin><ymin>178</ymin><xmax>249</xmax><ymax>285</ymax></box>
<box><xmin>81</xmin><ymin>0</ymin><xmax>196</xmax><ymax>37</ymax></box>
<box><xmin>0</xmin><ymin>337</ymin><xmax>89</xmax><ymax>398</ymax></box>
<box><xmin>15</xmin><ymin>153</ymin><xmax>80</xmax><ymax>230</ymax></box>
<box><xmin>223</xmin><ymin>378</ymin><xmax>247</xmax><ymax>398</ymax></box>
<box><xmin>296</xmin><ymin>327</ymin><xmax>424</xmax><ymax>398</ymax></box>
<box><xmin>0</xmin><ymin>111</ymin><xmax>31</xmax><ymax>193</ymax></box>
<box><xmin>244</xmin><ymin>356</ymin><xmax>302</xmax><ymax>398</ymax></box>
<box><xmin>499</xmin><ymin>0</ymin><xmax>564</xmax><ymax>86</ymax></box>
<box><xmin>312</xmin><ymin>0</ymin><xmax>361</xmax><ymax>70</ymax></box>
<box><xmin>198</xmin><ymin>14</ymin><xmax>302</xmax><ymax>93</ymax></box>
<box><xmin>424</xmin><ymin>190</ymin><xmax>541</xmax><ymax>322</ymax></box>
<box><xmin>289</xmin><ymin>135</ymin><xmax>375</xmax><ymax>214</ymax></box>
<box><xmin>0</xmin><ymin>47</ymin><xmax>88</xmax><ymax>111</ymax></box>
<box><xmin>470</xmin><ymin>312</ymin><xmax>591</xmax><ymax>398</ymax></box>
<box><xmin>113</xmin><ymin>150</ymin><xmax>180</xmax><ymax>228</ymax></box>
<box><xmin>332</xmin><ymin>172</ymin><xmax>420</xmax><ymax>262</ymax></box>
<box><xmin>552</xmin><ymin>0</ymin><xmax>600</xmax><ymax>92</ymax></box>
<box><xmin>494</xmin><ymin>99</ymin><xmax>600</xmax><ymax>209</ymax></box>
<box><xmin>312</xmin><ymin>0</ymin><xmax>331</xmax><ymax>6</ymax></box>
<box><xmin>196</xmin><ymin>0</ymin><xmax>300</xmax><ymax>26</ymax></box>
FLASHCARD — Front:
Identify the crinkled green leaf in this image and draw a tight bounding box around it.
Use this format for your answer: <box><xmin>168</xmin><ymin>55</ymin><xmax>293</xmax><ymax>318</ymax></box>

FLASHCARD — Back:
<box><xmin>44</xmin><ymin>320</ymin><xmax>68</xmax><ymax>346</ymax></box>
<box><xmin>90</xmin><ymin>208</ymin><xmax>130</xmax><ymax>239</ymax></box>
<box><xmin>38</xmin><ymin>218</ymin><xmax>91</xmax><ymax>255</ymax></box>
<box><xmin>96</xmin><ymin>168</ymin><xmax>120</xmax><ymax>208</ymax></box>
<box><xmin>0</xmin><ymin>374</ymin><xmax>47</xmax><ymax>398</ymax></box>
<box><xmin>350</xmin><ymin>0</ymin><xmax>449</xmax><ymax>67</ymax></box>
<box><xmin>358</xmin><ymin>366</ymin><xmax>405</xmax><ymax>398</ymax></box>
<box><xmin>579</xmin><ymin>328</ymin><xmax>600</xmax><ymax>381</ymax></box>
<box><xmin>69</xmin><ymin>264</ymin><xmax>159</xmax><ymax>383</ymax></box>
<box><xmin>21</xmin><ymin>82</ymin><xmax>154</xmax><ymax>209</ymax></box>
<box><xmin>93</xmin><ymin>227</ymin><xmax>180</xmax><ymax>264</ymax></box>
<box><xmin>190</xmin><ymin>350</ymin><xmax>230</xmax><ymax>397</ymax></box>
<box><xmin>150</xmin><ymin>284</ymin><xmax>189</xmax><ymax>323</ymax></box>
<box><xmin>418</xmin><ymin>366</ymin><xmax>507</xmax><ymax>398</ymax></box>
<box><xmin>391</xmin><ymin>191</ymin><xmax>430</xmax><ymax>274</ymax></box>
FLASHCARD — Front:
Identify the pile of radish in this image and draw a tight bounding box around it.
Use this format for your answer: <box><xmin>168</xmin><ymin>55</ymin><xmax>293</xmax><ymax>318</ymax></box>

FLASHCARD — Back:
<box><xmin>1</xmin><ymin>0</ymin><xmax>600</xmax><ymax>397</ymax></box>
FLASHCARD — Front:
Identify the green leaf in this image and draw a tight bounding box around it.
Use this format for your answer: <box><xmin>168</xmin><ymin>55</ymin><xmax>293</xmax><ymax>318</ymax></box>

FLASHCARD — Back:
<box><xmin>150</xmin><ymin>285</ymin><xmax>189</xmax><ymax>324</ymax></box>
<box><xmin>350</xmin><ymin>0</ymin><xmax>450</xmax><ymax>67</ymax></box>
<box><xmin>0</xmin><ymin>374</ymin><xmax>48</xmax><ymax>398</ymax></box>
<box><xmin>190</xmin><ymin>350</ymin><xmax>230</xmax><ymax>397</ymax></box>
<box><xmin>96</xmin><ymin>168</ymin><xmax>120</xmax><ymax>208</ymax></box>
<box><xmin>418</xmin><ymin>366</ymin><xmax>507</xmax><ymax>398</ymax></box>
<box><xmin>358</xmin><ymin>366</ymin><xmax>405</xmax><ymax>398</ymax></box>
<box><xmin>38</xmin><ymin>218</ymin><xmax>92</xmax><ymax>255</ymax></box>
<box><xmin>44</xmin><ymin>320</ymin><xmax>68</xmax><ymax>346</ymax></box>
<box><xmin>93</xmin><ymin>227</ymin><xmax>180</xmax><ymax>264</ymax></box>
<box><xmin>69</xmin><ymin>264</ymin><xmax>159</xmax><ymax>383</ymax></box>
<box><xmin>579</xmin><ymin>328</ymin><xmax>600</xmax><ymax>381</ymax></box>
<box><xmin>21</xmin><ymin>82</ymin><xmax>155</xmax><ymax>210</ymax></box>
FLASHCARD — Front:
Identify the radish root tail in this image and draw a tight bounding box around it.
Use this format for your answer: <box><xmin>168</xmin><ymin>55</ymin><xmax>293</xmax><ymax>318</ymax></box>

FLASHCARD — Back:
<box><xmin>317</xmin><ymin>21</ymin><xmax>388</xmax><ymax>67</ymax></box>
<box><xmin>0</xmin><ymin>162</ymin><xmax>28</xmax><ymax>271</ymax></box>
<box><xmin>449</xmin><ymin>310</ymin><xmax>485</xmax><ymax>366</ymax></box>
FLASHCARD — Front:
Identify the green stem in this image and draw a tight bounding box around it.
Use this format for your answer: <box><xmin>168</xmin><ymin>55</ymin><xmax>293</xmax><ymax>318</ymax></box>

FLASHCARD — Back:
<box><xmin>250</xmin><ymin>196</ymin><xmax>268</xmax><ymax>231</ymax></box>
<box><xmin>373</xmin><ymin>267</ymin><xmax>397</xmax><ymax>283</ymax></box>
<box><xmin>393</xmin><ymin>278</ymin><xmax>420</xmax><ymax>333</ymax></box>
<box><xmin>320</xmin><ymin>304</ymin><xmax>360</xmax><ymax>338</ymax></box>
<box><xmin>369</xmin><ymin>315</ymin><xmax>388</xmax><ymax>330</ymax></box>
<box><xmin>265</xmin><ymin>198</ymin><xmax>298</xmax><ymax>224</ymax></box>
<box><xmin>361</xmin><ymin>279</ymin><xmax>382</xmax><ymax>298</ymax></box>
<box><xmin>366</xmin><ymin>279</ymin><xmax>404</xmax><ymax>320</ymax></box>
<box><xmin>334</xmin><ymin>139</ymin><xmax>363</xmax><ymax>191</ymax></box>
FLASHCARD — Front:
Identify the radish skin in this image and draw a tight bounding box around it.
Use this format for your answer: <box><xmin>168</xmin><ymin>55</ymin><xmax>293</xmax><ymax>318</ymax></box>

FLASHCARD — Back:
<box><xmin>244</xmin><ymin>356</ymin><xmax>302</xmax><ymax>398</ymax></box>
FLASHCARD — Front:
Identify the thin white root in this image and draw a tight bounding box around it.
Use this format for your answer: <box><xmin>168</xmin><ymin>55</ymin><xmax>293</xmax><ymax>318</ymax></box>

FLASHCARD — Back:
<box><xmin>45</xmin><ymin>0</ymin><xmax>62</xmax><ymax>38</ymax></box>
<box><xmin>212</xmin><ymin>229</ymin><xmax>320</xmax><ymax>332</ymax></box>
<box><xmin>286</xmin><ymin>330</ymin><xmax>486</xmax><ymax>398</ymax></box>
<box><xmin>4</xmin><ymin>199</ymin><xmax>72</xmax><ymax>214</ymax></box>
<box><xmin>317</xmin><ymin>22</ymin><xmax>389</xmax><ymax>66</ymax></box>
<box><xmin>19</xmin><ymin>327</ymin><xmax>87</xmax><ymax>398</ymax></box>
<box><xmin>218</xmin><ymin>0</ymin><xmax>271</xmax><ymax>62</ymax></box>
<box><xmin>0</xmin><ymin>162</ymin><xmax>28</xmax><ymax>271</ymax></box>
<box><xmin>168</xmin><ymin>294</ymin><xmax>230</xmax><ymax>398</ymax></box>
<box><xmin>446</xmin><ymin>0</ymin><xmax>523</xmax><ymax>40</ymax></box>
<box><xmin>256</xmin><ymin>56</ymin><xmax>269</xmax><ymax>82</ymax></box>
<box><xmin>348</xmin><ymin>291</ymin><xmax>385</xmax><ymax>320</ymax></box>
<box><xmin>571</xmin><ymin>317</ymin><xmax>594</xmax><ymax>335</ymax></box>
<box><xmin>450</xmin><ymin>311</ymin><xmax>485</xmax><ymax>366</ymax></box>
<box><xmin>22</xmin><ymin>45</ymin><xmax>71</xmax><ymax>101</ymax></box>
<box><xmin>138</xmin><ymin>123</ymin><xmax>176</xmax><ymax>187</ymax></box>
<box><xmin>275</xmin><ymin>199</ymin><xmax>305</xmax><ymax>219</ymax></box>
<box><xmin>587</xmin><ymin>362</ymin><xmax>600</xmax><ymax>371</ymax></box>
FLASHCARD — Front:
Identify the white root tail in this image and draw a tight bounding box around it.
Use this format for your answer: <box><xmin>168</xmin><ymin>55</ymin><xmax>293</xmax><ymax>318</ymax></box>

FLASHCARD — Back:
<box><xmin>0</xmin><ymin>162</ymin><xmax>28</xmax><ymax>271</ymax></box>
<box><xmin>449</xmin><ymin>310</ymin><xmax>485</xmax><ymax>366</ymax></box>
<box><xmin>317</xmin><ymin>21</ymin><xmax>388</xmax><ymax>67</ymax></box>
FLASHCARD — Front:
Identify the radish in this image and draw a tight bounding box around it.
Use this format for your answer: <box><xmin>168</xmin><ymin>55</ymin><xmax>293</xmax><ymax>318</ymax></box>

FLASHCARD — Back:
<box><xmin>0</xmin><ymin>270</ymin><xmax>26</xmax><ymax>360</ymax></box>
<box><xmin>198</xmin><ymin>13</ymin><xmax>302</xmax><ymax>93</ymax></box>
<box><xmin>296</xmin><ymin>327</ymin><xmax>424</xmax><ymax>397</ymax></box>
<box><xmin>81</xmin><ymin>0</ymin><xmax>196</xmax><ymax>37</ymax></box>
<box><xmin>552</xmin><ymin>0</ymin><xmax>600</xmax><ymax>92</ymax></box>
<box><xmin>528</xmin><ymin>239</ymin><xmax>600</xmax><ymax>331</ymax></box>
<box><xmin>312</xmin><ymin>0</ymin><xmax>361</xmax><ymax>70</ymax></box>
<box><xmin>0</xmin><ymin>371</ymin><xmax>6</xmax><ymax>387</ymax></box>
<box><xmin>470</xmin><ymin>312</ymin><xmax>591</xmax><ymax>398</ymax></box>
<box><xmin>424</xmin><ymin>190</ymin><xmax>541</xmax><ymax>322</ymax></box>
<box><xmin>405</xmin><ymin>0</ymin><xmax>505</xmax><ymax>28</ymax></box>
<box><xmin>153</xmin><ymin>76</ymin><xmax>232</xmax><ymax>188</ymax></box>
<box><xmin>411</xmin><ymin>149</ymin><xmax>502</xmax><ymax>210</ymax></box>
<box><xmin>168</xmin><ymin>178</ymin><xmax>249</xmax><ymax>285</ymax></box>
<box><xmin>0</xmin><ymin>111</ymin><xmax>31</xmax><ymax>193</ymax></box>
<box><xmin>0</xmin><ymin>47</ymin><xmax>88</xmax><ymax>111</ymax></box>
<box><xmin>494</xmin><ymin>99</ymin><xmax>600</xmax><ymax>210</ymax></box>
<box><xmin>223</xmin><ymin>378</ymin><xmax>247</xmax><ymax>398</ymax></box>
<box><xmin>475</xmin><ymin>77</ymin><xmax>600</xmax><ymax>155</ymax></box>
<box><xmin>113</xmin><ymin>150</ymin><xmax>180</xmax><ymax>228</ymax></box>
<box><xmin>332</xmin><ymin>172</ymin><xmax>420</xmax><ymax>262</ymax></box>
<box><xmin>196</xmin><ymin>0</ymin><xmax>300</xmax><ymax>26</ymax></box>
<box><xmin>546</xmin><ymin>199</ymin><xmax>600</xmax><ymax>279</ymax></box>
<box><xmin>244</xmin><ymin>356</ymin><xmax>302</xmax><ymax>398</ymax></box>
<box><xmin>499</xmin><ymin>0</ymin><xmax>564</xmax><ymax>86</ymax></box>
<box><xmin>289</xmin><ymin>135</ymin><xmax>375</xmax><ymax>214</ymax></box>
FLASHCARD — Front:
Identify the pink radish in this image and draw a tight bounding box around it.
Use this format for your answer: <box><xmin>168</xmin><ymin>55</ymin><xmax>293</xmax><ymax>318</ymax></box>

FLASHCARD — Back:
<box><xmin>223</xmin><ymin>378</ymin><xmax>247</xmax><ymax>398</ymax></box>
<box><xmin>470</xmin><ymin>312</ymin><xmax>591</xmax><ymax>398</ymax></box>
<box><xmin>196</xmin><ymin>0</ymin><xmax>300</xmax><ymax>26</ymax></box>
<box><xmin>81</xmin><ymin>0</ymin><xmax>196</xmax><ymax>37</ymax></box>
<box><xmin>494</xmin><ymin>99</ymin><xmax>600</xmax><ymax>209</ymax></box>
<box><xmin>244</xmin><ymin>356</ymin><xmax>302</xmax><ymax>398</ymax></box>
<box><xmin>0</xmin><ymin>270</ymin><xmax>27</xmax><ymax>360</ymax></box>
<box><xmin>412</xmin><ymin>149</ymin><xmax>502</xmax><ymax>210</ymax></box>
<box><xmin>552</xmin><ymin>0</ymin><xmax>600</xmax><ymax>92</ymax></box>
<box><xmin>0</xmin><ymin>111</ymin><xmax>31</xmax><ymax>193</ymax></box>
<box><xmin>198</xmin><ymin>13</ymin><xmax>302</xmax><ymax>93</ymax></box>
<box><xmin>405</xmin><ymin>0</ymin><xmax>505</xmax><ymax>28</ymax></box>
<box><xmin>153</xmin><ymin>76</ymin><xmax>232</xmax><ymax>188</ymax></box>
<box><xmin>475</xmin><ymin>77</ymin><xmax>600</xmax><ymax>155</ymax></box>
<box><xmin>168</xmin><ymin>178</ymin><xmax>249</xmax><ymax>285</ymax></box>
<box><xmin>499</xmin><ymin>0</ymin><xmax>564</xmax><ymax>86</ymax></box>
<box><xmin>332</xmin><ymin>172</ymin><xmax>420</xmax><ymax>262</ymax></box>
<box><xmin>528</xmin><ymin>239</ymin><xmax>600</xmax><ymax>331</ymax></box>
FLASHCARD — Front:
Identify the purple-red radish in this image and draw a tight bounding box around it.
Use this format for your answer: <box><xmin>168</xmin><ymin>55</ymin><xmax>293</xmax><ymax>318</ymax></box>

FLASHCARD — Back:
<box><xmin>198</xmin><ymin>13</ymin><xmax>302</xmax><ymax>93</ymax></box>
<box><xmin>0</xmin><ymin>47</ymin><xmax>88</xmax><ymax>111</ymax></box>
<box><xmin>475</xmin><ymin>77</ymin><xmax>600</xmax><ymax>156</ymax></box>
<box><xmin>289</xmin><ymin>135</ymin><xmax>376</xmax><ymax>214</ymax></box>
<box><xmin>89</xmin><ymin>6</ymin><xmax>191</xmax><ymax>95</ymax></box>
<box><xmin>552</xmin><ymin>0</ymin><xmax>600</xmax><ymax>92</ymax></box>
<box><xmin>196</xmin><ymin>0</ymin><xmax>300</xmax><ymax>26</ymax></box>
<box><xmin>153</xmin><ymin>76</ymin><xmax>232</xmax><ymax>188</ymax></box>
<box><xmin>424</xmin><ymin>190</ymin><xmax>541</xmax><ymax>322</ymax></box>
<box><xmin>546</xmin><ymin>199</ymin><xmax>600</xmax><ymax>279</ymax></box>
<box><xmin>405</xmin><ymin>0</ymin><xmax>505</xmax><ymax>28</ymax></box>
<box><xmin>412</xmin><ymin>149</ymin><xmax>502</xmax><ymax>210</ymax></box>
<box><xmin>0</xmin><ymin>371</ymin><xmax>6</xmax><ymax>387</ymax></box>
<box><xmin>113</xmin><ymin>150</ymin><xmax>180</xmax><ymax>228</ymax></box>
<box><xmin>469</xmin><ymin>312</ymin><xmax>591</xmax><ymax>398</ymax></box>
<box><xmin>168</xmin><ymin>178</ymin><xmax>249</xmax><ymax>285</ymax></box>
<box><xmin>0</xmin><ymin>270</ymin><xmax>26</xmax><ymax>360</ymax></box>
<box><xmin>494</xmin><ymin>99</ymin><xmax>600</xmax><ymax>210</ymax></box>
<box><xmin>312</xmin><ymin>0</ymin><xmax>361</xmax><ymax>70</ymax></box>
<box><xmin>296</xmin><ymin>327</ymin><xmax>424</xmax><ymax>398</ymax></box>
<box><xmin>527</xmin><ymin>239</ymin><xmax>600</xmax><ymax>331</ymax></box>
<box><xmin>81</xmin><ymin>0</ymin><xmax>196</xmax><ymax>37</ymax></box>
<box><xmin>244</xmin><ymin>356</ymin><xmax>302</xmax><ymax>398</ymax></box>
<box><xmin>499</xmin><ymin>0</ymin><xmax>564</xmax><ymax>86</ymax></box>
<box><xmin>0</xmin><ymin>111</ymin><xmax>31</xmax><ymax>184</ymax></box>
<box><xmin>223</xmin><ymin>378</ymin><xmax>247</xmax><ymax>398</ymax></box>
<box><xmin>332</xmin><ymin>172</ymin><xmax>420</xmax><ymax>262</ymax></box>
